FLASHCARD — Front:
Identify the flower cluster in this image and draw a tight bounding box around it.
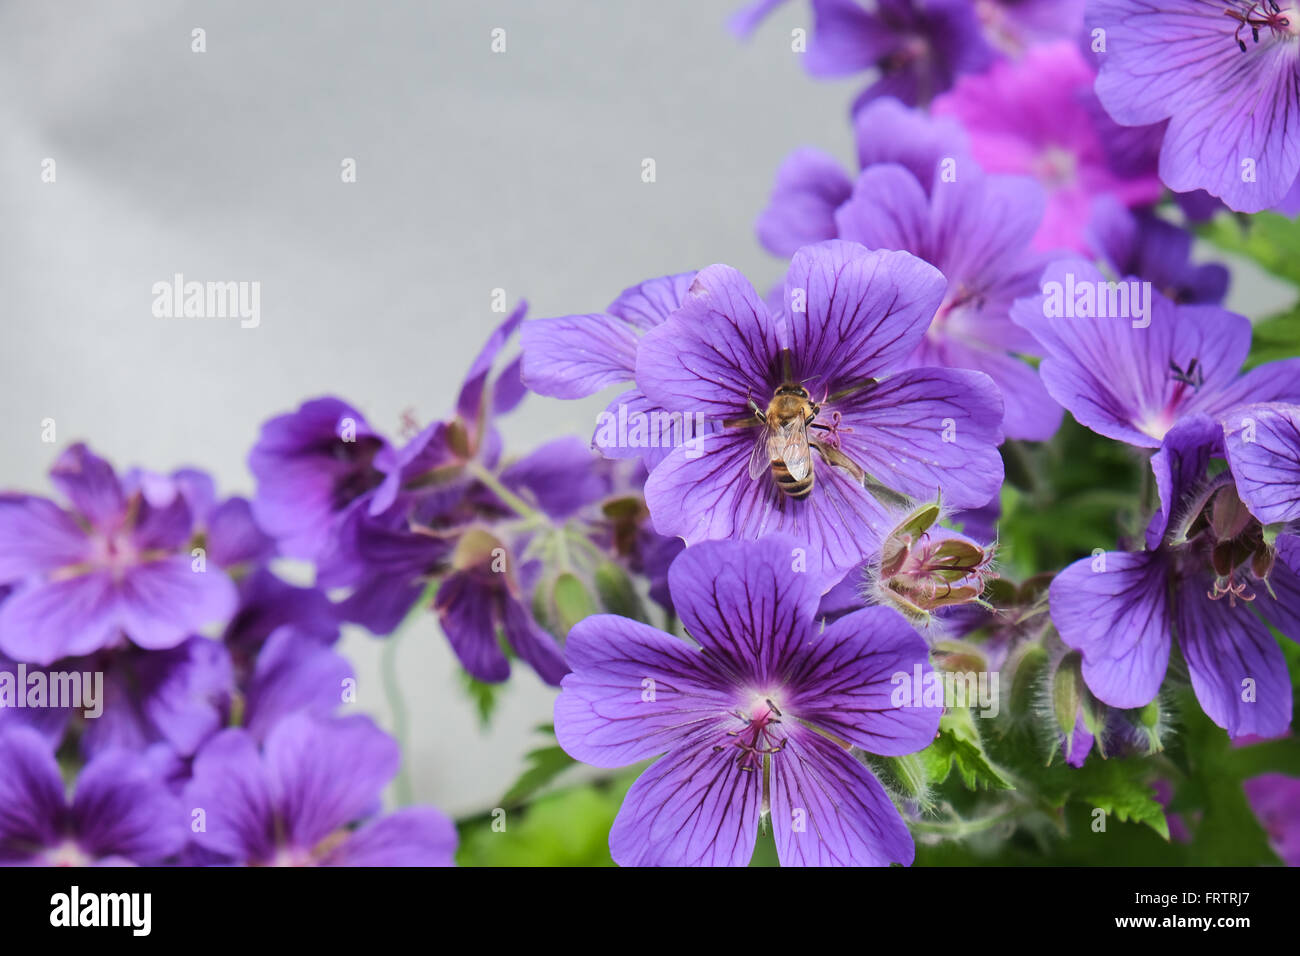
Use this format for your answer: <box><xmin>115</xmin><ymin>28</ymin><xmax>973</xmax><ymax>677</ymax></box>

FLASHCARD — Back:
<box><xmin>5</xmin><ymin>1</ymin><xmax>1298</xmax><ymax>869</ymax></box>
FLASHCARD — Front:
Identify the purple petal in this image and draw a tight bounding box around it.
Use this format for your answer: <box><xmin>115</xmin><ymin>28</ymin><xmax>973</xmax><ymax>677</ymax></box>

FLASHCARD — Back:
<box><xmin>806</xmin><ymin>0</ymin><xmax>897</xmax><ymax>76</ymax></box>
<box><xmin>0</xmin><ymin>657</ymin><xmax>73</xmax><ymax>748</ymax></box>
<box><xmin>834</xmin><ymin>164</ymin><xmax>932</xmax><ymax>258</ymax></box>
<box><xmin>1050</xmin><ymin>550</ymin><xmax>1172</xmax><ymax>709</ymax></box>
<box><xmin>49</xmin><ymin>444</ymin><xmax>125</xmax><ymax>532</ymax></box>
<box><xmin>832</xmin><ymin>366</ymin><xmax>1006</xmax><ymax>507</ymax></box>
<box><xmin>183</xmin><ymin>728</ymin><xmax>276</xmax><ymax>862</ymax></box>
<box><xmin>458</xmin><ymin>301</ymin><xmax>526</xmax><ymax>421</ymax></box>
<box><xmin>608</xmin><ymin>727</ymin><xmax>762</xmax><ymax>867</ymax></box>
<box><xmin>72</xmin><ymin>748</ymin><xmax>188</xmax><ymax>864</ymax></box>
<box><xmin>555</xmin><ymin>614</ymin><xmax>731</xmax><ymax>768</ymax></box>
<box><xmin>0</xmin><ymin>574</ymin><xmax>123</xmax><ymax>665</ymax></box>
<box><xmin>783</xmin><ymin>241</ymin><xmax>948</xmax><ymax>394</ymax></box>
<box><xmin>117</xmin><ymin>557</ymin><xmax>237</xmax><ymax>650</ymax></box>
<box><xmin>249</xmin><ymin>397</ymin><xmax>387</xmax><ymax>561</ymax></box>
<box><xmin>770</xmin><ymin>725</ymin><xmax>915</xmax><ymax>866</ymax></box>
<box><xmin>0</xmin><ymin>495</ymin><xmax>90</xmax><ymax>582</ymax></box>
<box><xmin>784</xmin><ymin>605</ymin><xmax>941</xmax><ymax>755</ymax></box>
<box><xmin>337</xmin><ymin>569</ymin><xmax>428</xmax><ymax>636</ymax></box>
<box><xmin>123</xmin><ymin>637</ymin><xmax>231</xmax><ymax>757</ymax></box>
<box><xmin>635</xmin><ymin>265</ymin><xmax>784</xmax><ymax>418</ymax></box>
<box><xmin>852</xmin><ymin>96</ymin><xmax>971</xmax><ymax>190</ymax></box>
<box><xmin>265</xmin><ymin>714</ymin><xmax>399</xmax><ymax>850</ymax></box>
<box><xmin>728</xmin><ymin>0</ymin><xmax>791</xmax><ymax>38</ymax></box>
<box><xmin>205</xmin><ymin>497</ymin><xmax>276</xmax><ymax>568</ymax></box>
<box><xmin>757</xmin><ymin>148</ymin><xmax>854</xmax><ymax>258</ymax></box>
<box><xmin>130</xmin><ymin>491</ymin><xmax>194</xmax><ymax>553</ymax></box>
<box><xmin>1146</xmin><ymin>414</ymin><xmax>1222</xmax><ymax>549</ymax></box>
<box><xmin>501</xmin><ymin>597</ymin><xmax>568</xmax><ymax>687</ymax></box>
<box><xmin>500</xmin><ymin>437</ymin><xmax>612</xmax><ymax>520</ymax></box>
<box><xmin>606</xmin><ymin>272</ymin><xmax>696</xmax><ymax>330</ymax></box>
<box><xmin>1253</xmin><ymin>535</ymin><xmax>1300</xmax><ymax>642</ymax></box>
<box><xmin>913</xmin><ymin>337</ymin><xmax>1061</xmax><ymax>442</ymax></box>
<box><xmin>169</xmin><ymin>467</ymin><xmax>218</xmax><ymax>522</ymax></box>
<box><xmin>520</xmin><ymin>312</ymin><xmax>640</xmax><ymax>399</ymax></box>
<box><xmin>493</xmin><ymin>354</ymin><xmax>528</xmax><ymax>415</ymax></box>
<box><xmin>322</xmin><ymin>808</ymin><xmax>457</xmax><ymax>867</ymax></box>
<box><xmin>1012</xmin><ymin>259</ymin><xmax>1251</xmax><ymax>447</ymax></box>
<box><xmin>1199</xmin><ymin>359</ymin><xmax>1300</xmax><ymax>423</ymax></box>
<box><xmin>435</xmin><ymin>570</ymin><xmax>510</xmax><ymax>683</ymax></box>
<box><xmin>0</xmin><ymin>727</ymin><xmax>63</xmax><ymax>862</ymax></box>
<box><xmin>1063</xmin><ymin>715</ymin><xmax>1095</xmax><ymax>768</ymax></box>
<box><xmin>1091</xmin><ymin>0</ymin><xmax>1300</xmax><ymax>211</ymax></box>
<box><xmin>370</xmin><ymin>421</ymin><xmax>452</xmax><ymax>517</ymax></box>
<box><xmin>666</xmin><ymin>536</ymin><xmax>826</xmax><ymax>680</ymax></box>
<box><xmin>1243</xmin><ymin>773</ymin><xmax>1300</xmax><ymax>865</ymax></box>
<box><xmin>244</xmin><ymin>627</ymin><xmax>353</xmax><ymax>740</ymax></box>
<box><xmin>1176</xmin><ymin>575</ymin><xmax>1292</xmax><ymax>739</ymax></box>
<box><xmin>223</xmin><ymin>567</ymin><xmax>340</xmax><ymax>652</ymax></box>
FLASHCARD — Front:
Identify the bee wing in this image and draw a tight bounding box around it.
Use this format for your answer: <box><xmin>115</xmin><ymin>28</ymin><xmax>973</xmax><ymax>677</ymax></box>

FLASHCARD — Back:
<box><xmin>748</xmin><ymin>422</ymin><xmax>775</xmax><ymax>480</ymax></box>
<box><xmin>775</xmin><ymin>415</ymin><xmax>812</xmax><ymax>482</ymax></box>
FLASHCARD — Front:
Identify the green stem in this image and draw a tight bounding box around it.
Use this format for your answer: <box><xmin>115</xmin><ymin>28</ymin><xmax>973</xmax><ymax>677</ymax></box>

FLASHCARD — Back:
<box><xmin>382</xmin><ymin>627</ymin><xmax>414</xmax><ymax>806</ymax></box>
<box><xmin>466</xmin><ymin>461</ymin><xmax>542</xmax><ymax>521</ymax></box>
<box><xmin>911</xmin><ymin>804</ymin><xmax>1022</xmax><ymax>838</ymax></box>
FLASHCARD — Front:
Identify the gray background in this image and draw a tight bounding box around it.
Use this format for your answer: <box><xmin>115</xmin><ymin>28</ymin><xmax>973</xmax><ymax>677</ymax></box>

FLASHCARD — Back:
<box><xmin>1</xmin><ymin>1</ymin><xmax>1288</xmax><ymax>815</ymax></box>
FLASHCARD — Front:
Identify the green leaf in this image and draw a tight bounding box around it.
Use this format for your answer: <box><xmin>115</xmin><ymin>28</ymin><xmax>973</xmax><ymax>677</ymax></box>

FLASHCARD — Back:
<box><xmin>920</xmin><ymin>707</ymin><xmax>1014</xmax><ymax>791</ymax></box>
<box><xmin>1243</xmin><ymin>306</ymin><xmax>1300</xmax><ymax>369</ymax></box>
<box><xmin>1074</xmin><ymin>760</ymin><xmax>1170</xmax><ymax>840</ymax></box>
<box><xmin>456</xmin><ymin>775</ymin><xmax>636</xmax><ymax>867</ymax></box>
<box><xmin>501</xmin><ymin>744</ymin><xmax>576</xmax><ymax>807</ymax></box>
<box><xmin>459</xmin><ymin>671</ymin><xmax>504</xmax><ymax>728</ymax></box>
<box><xmin>1200</xmin><ymin>212</ymin><xmax>1300</xmax><ymax>286</ymax></box>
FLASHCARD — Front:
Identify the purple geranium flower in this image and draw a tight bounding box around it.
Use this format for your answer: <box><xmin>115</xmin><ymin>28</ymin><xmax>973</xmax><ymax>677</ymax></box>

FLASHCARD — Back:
<box><xmin>0</xmin><ymin>445</ymin><xmax>237</xmax><ymax>666</ymax></box>
<box><xmin>1085</xmin><ymin>195</ymin><xmax>1230</xmax><ymax>305</ymax></box>
<box><xmin>933</xmin><ymin>41</ymin><xmax>1163</xmax><ymax>251</ymax></box>
<box><xmin>1050</xmin><ymin>416</ymin><xmax>1300</xmax><ymax>737</ymax></box>
<box><xmin>1012</xmin><ymin>259</ymin><xmax>1300</xmax><ymax>448</ymax></box>
<box><xmin>183</xmin><ymin>713</ymin><xmax>456</xmax><ymax>866</ymax></box>
<box><xmin>835</xmin><ymin>163</ymin><xmax>1062</xmax><ymax>439</ymax></box>
<box><xmin>1089</xmin><ymin>0</ymin><xmax>1300</xmax><ymax>212</ymax></box>
<box><xmin>0</xmin><ymin>726</ymin><xmax>187</xmax><ymax>865</ymax></box>
<box><xmin>806</xmin><ymin>0</ymin><xmax>996</xmax><ymax>110</ymax></box>
<box><xmin>433</xmin><ymin>526</ymin><xmax>570</xmax><ymax>687</ymax></box>
<box><xmin>554</xmin><ymin>537</ymin><xmax>941</xmax><ymax>866</ymax></box>
<box><xmin>249</xmin><ymin>396</ymin><xmax>389</xmax><ymax>564</ymax></box>
<box><xmin>635</xmin><ymin>240</ymin><xmax>1004</xmax><ymax>582</ymax></box>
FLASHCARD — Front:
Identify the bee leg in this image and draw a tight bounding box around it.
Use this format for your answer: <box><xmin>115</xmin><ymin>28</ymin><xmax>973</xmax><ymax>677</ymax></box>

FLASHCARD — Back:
<box><xmin>812</xmin><ymin>440</ymin><xmax>866</xmax><ymax>482</ymax></box>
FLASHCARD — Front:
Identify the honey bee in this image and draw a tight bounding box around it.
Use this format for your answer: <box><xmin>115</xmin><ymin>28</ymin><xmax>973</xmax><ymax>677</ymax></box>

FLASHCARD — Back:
<box><xmin>741</xmin><ymin>384</ymin><xmax>864</xmax><ymax>499</ymax></box>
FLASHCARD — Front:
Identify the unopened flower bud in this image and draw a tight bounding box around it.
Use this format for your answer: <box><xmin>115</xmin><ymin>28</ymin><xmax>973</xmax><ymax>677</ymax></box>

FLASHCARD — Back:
<box><xmin>594</xmin><ymin>560</ymin><xmax>650</xmax><ymax>624</ymax></box>
<box><xmin>872</xmin><ymin>509</ymin><xmax>995</xmax><ymax>625</ymax></box>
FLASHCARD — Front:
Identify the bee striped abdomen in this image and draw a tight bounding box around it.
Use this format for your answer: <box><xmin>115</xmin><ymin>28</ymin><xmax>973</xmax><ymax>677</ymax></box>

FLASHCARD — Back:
<box><xmin>771</xmin><ymin>458</ymin><xmax>814</xmax><ymax>499</ymax></box>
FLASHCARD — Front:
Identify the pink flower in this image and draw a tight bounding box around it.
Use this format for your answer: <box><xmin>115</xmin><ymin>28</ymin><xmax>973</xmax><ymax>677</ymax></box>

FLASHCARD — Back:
<box><xmin>933</xmin><ymin>41</ymin><xmax>1163</xmax><ymax>253</ymax></box>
